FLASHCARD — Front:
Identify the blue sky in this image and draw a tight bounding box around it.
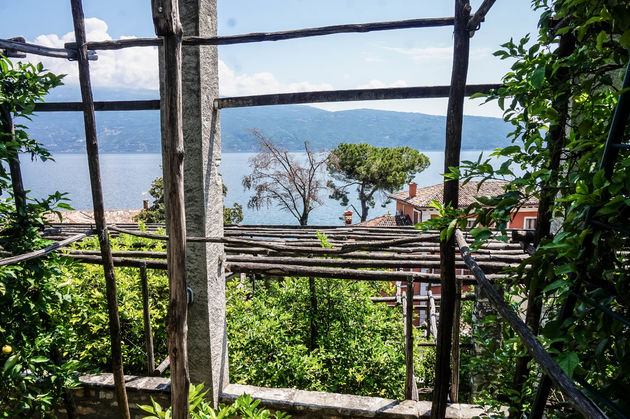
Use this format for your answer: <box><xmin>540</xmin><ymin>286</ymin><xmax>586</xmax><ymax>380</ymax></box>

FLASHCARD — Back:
<box><xmin>0</xmin><ymin>1</ymin><xmax>541</xmax><ymax>117</ymax></box>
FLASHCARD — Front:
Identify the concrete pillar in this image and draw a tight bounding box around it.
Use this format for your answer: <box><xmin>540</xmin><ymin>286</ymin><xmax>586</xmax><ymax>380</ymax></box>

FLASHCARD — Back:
<box><xmin>159</xmin><ymin>0</ymin><xmax>228</xmax><ymax>406</ymax></box>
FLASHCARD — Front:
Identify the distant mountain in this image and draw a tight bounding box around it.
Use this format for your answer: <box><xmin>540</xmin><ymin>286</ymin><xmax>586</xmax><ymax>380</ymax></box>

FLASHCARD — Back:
<box><xmin>24</xmin><ymin>87</ymin><xmax>512</xmax><ymax>153</ymax></box>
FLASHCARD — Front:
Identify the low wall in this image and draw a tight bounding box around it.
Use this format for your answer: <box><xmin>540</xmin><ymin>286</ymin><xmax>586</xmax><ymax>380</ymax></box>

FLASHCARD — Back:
<box><xmin>59</xmin><ymin>374</ymin><xmax>492</xmax><ymax>419</ymax></box>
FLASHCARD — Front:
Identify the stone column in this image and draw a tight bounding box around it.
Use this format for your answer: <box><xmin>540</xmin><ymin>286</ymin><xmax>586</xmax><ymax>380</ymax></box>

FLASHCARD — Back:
<box><xmin>159</xmin><ymin>0</ymin><xmax>228</xmax><ymax>407</ymax></box>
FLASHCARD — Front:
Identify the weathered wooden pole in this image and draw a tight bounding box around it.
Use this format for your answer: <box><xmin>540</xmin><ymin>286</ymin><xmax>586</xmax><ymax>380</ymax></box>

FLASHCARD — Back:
<box><xmin>140</xmin><ymin>264</ymin><xmax>156</xmax><ymax>375</ymax></box>
<box><xmin>69</xmin><ymin>0</ymin><xmax>130</xmax><ymax>417</ymax></box>
<box><xmin>404</xmin><ymin>278</ymin><xmax>419</xmax><ymax>400</ymax></box>
<box><xmin>0</xmin><ymin>107</ymin><xmax>26</xmax><ymax>216</ymax></box>
<box><xmin>431</xmin><ymin>0</ymin><xmax>470</xmax><ymax>417</ymax></box>
<box><xmin>152</xmin><ymin>0</ymin><xmax>189</xmax><ymax>417</ymax></box>
<box><xmin>450</xmin><ymin>277</ymin><xmax>462</xmax><ymax>402</ymax></box>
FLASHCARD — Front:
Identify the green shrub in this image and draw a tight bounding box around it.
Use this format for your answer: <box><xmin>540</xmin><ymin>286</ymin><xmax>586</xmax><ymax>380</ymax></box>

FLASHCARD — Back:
<box><xmin>60</xmin><ymin>229</ymin><xmax>169</xmax><ymax>375</ymax></box>
<box><xmin>138</xmin><ymin>384</ymin><xmax>290</xmax><ymax>418</ymax></box>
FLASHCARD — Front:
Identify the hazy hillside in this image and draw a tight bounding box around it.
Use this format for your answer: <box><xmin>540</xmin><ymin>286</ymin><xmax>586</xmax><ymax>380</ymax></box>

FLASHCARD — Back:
<box><xmin>24</xmin><ymin>87</ymin><xmax>512</xmax><ymax>153</ymax></box>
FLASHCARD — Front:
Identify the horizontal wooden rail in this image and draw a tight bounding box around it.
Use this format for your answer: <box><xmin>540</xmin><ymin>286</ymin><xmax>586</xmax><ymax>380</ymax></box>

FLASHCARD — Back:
<box><xmin>0</xmin><ymin>230</ymin><xmax>95</xmax><ymax>267</ymax></box>
<box><xmin>33</xmin><ymin>100</ymin><xmax>159</xmax><ymax>112</ymax></box>
<box><xmin>0</xmin><ymin>38</ymin><xmax>97</xmax><ymax>61</ymax></box>
<box><xmin>454</xmin><ymin>229</ymin><xmax>606</xmax><ymax>419</ymax></box>
<box><xmin>64</xmin><ymin>17</ymin><xmax>455</xmax><ymax>51</ymax></box>
<box><xmin>371</xmin><ymin>294</ymin><xmax>475</xmax><ymax>303</ymax></box>
<box><xmin>225</xmin><ymin>261</ymin><xmax>497</xmax><ymax>283</ymax></box>
<box><xmin>215</xmin><ymin>84</ymin><xmax>501</xmax><ymax>108</ymax></box>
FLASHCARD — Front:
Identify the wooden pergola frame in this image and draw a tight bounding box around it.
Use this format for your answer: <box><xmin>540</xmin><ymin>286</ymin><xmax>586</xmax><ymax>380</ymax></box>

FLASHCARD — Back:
<box><xmin>0</xmin><ymin>0</ymin><xmax>608</xmax><ymax>418</ymax></box>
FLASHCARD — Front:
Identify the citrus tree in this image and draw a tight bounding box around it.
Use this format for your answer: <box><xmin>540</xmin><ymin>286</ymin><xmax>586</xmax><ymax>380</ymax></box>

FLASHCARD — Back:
<box><xmin>0</xmin><ymin>56</ymin><xmax>75</xmax><ymax>417</ymax></box>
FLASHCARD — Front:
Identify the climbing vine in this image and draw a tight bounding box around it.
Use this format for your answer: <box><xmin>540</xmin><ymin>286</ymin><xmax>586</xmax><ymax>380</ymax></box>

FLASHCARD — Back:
<box><xmin>424</xmin><ymin>0</ymin><xmax>630</xmax><ymax>416</ymax></box>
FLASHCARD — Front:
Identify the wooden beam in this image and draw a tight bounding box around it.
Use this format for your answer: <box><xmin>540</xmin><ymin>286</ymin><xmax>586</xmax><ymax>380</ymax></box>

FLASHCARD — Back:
<box><xmin>33</xmin><ymin>100</ymin><xmax>160</xmax><ymax>112</ymax></box>
<box><xmin>0</xmin><ymin>230</ymin><xmax>94</xmax><ymax>267</ymax></box>
<box><xmin>69</xmin><ymin>0</ymin><xmax>129</xmax><ymax>417</ymax></box>
<box><xmin>467</xmin><ymin>0</ymin><xmax>496</xmax><ymax>32</ymax></box>
<box><xmin>0</xmin><ymin>37</ymin><xmax>97</xmax><ymax>60</ymax></box>
<box><xmin>455</xmin><ymin>230</ymin><xmax>606</xmax><ymax>419</ymax></box>
<box><xmin>432</xmin><ymin>1</ymin><xmax>471</xmax><ymax>417</ymax></box>
<box><xmin>215</xmin><ymin>84</ymin><xmax>501</xmax><ymax>109</ymax></box>
<box><xmin>151</xmin><ymin>0</ymin><xmax>189</xmax><ymax>416</ymax></box>
<box><xmin>64</xmin><ymin>17</ymin><xmax>455</xmax><ymax>51</ymax></box>
<box><xmin>0</xmin><ymin>37</ymin><xmax>26</xmax><ymax>58</ymax></box>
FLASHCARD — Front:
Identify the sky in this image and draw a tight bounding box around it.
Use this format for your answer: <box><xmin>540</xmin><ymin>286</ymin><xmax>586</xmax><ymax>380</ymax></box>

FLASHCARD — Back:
<box><xmin>0</xmin><ymin>1</ymin><xmax>542</xmax><ymax>118</ymax></box>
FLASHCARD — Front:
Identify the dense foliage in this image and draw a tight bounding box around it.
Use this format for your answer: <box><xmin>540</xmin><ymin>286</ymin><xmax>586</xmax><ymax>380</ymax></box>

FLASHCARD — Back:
<box><xmin>60</xmin><ymin>231</ymin><xmax>170</xmax><ymax>375</ymax></box>
<box><xmin>0</xmin><ymin>56</ymin><xmax>72</xmax><ymax>417</ymax></box>
<box><xmin>425</xmin><ymin>0</ymin><xmax>630</xmax><ymax>416</ymax></box>
<box><xmin>327</xmin><ymin>143</ymin><xmax>430</xmax><ymax>222</ymax></box>
<box><xmin>226</xmin><ymin>275</ymin><xmax>437</xmax><ymax>399</ymax></box>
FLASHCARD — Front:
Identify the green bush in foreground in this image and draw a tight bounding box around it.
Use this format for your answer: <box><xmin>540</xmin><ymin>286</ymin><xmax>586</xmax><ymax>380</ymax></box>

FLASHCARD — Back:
<box><xmin>139</xmin><ymin>384</ymin><xmax>290</xmax><ymax>419</ymax></box>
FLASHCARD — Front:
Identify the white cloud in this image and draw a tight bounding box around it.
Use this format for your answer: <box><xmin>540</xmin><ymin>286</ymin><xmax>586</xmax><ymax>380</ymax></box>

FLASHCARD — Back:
<box><xmin>26</xmin><ymin>18</ymin><xmax>334</xmax><ymax>96</ymax></box>
<box><xmin>217</xmin><ymin>60</ymin><xmax>333</xmax><ymax>96</ymax></box>
<box><xmin>356</xmin><ymin>79</ymin><xmax>408</xmax><ymax>89</ymax></box>
<box><xmin>28</xmin><ymin>18</ymin><xmax>159</xmax><ymax>90</ymax></box>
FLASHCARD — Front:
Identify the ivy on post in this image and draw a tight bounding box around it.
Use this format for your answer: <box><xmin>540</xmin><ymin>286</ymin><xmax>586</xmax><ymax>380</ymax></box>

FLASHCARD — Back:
<box><xmin>151</xmin><ymin>0</ymin><xmax>190</xmax><ymax>417</ymax></box>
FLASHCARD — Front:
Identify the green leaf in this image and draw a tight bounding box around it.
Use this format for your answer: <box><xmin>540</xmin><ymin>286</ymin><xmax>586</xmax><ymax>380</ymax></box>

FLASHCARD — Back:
<box><xmin>557</xmin><ymin>352</ymin><xmax>579</xmax><ymax>378</ymax></box>
<box><xmin>530</xmin><ymin>67</ymin><xmax>545</xmax><ymax>89</ymax></box>
<box><xmin>621</xmin><ymin>30</ymin><xmax>630</xmax><ymax>49</ymax></box>
<box><xmin>3</xmin><ymin>355</ymin><xmax>18</xmax><ymax>373</ymax></box>
<box><xmin>30</xmin><ymin>356</ymin><xmax>49</xmax><ymax>363</ymax></box>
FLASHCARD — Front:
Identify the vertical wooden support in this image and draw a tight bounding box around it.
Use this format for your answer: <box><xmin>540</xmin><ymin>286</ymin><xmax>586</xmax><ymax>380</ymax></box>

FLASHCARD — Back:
<box><xmin>431</xmin><ymin>0</ymin><xmax>470</xmax><ymax>417</ymax></box>
<box><xmin>404</xmin><ymin>278</ymin><xmax>419</xmax><ymax>400</ymax></box>
<box><xmin>140</xmin><ymin>264</ymin><xmax>156</xmax><ymax>376</ymax></box>
<box><xmin>152</xmin><ymin>0</ymin><xmax>189</xmax><ymax>417</ymax></box>
<box><xmin>428</xmin><ymin>288</ymin><xmax>438</xmax><ymax>340</ymax></box>
<box><xmin>308</xmin><ymin>276</ymin><xmax>318</xmax><ymax>351</ymax></box>
<box><xmin>69</xmin><ymin>1</ymin><xmax>130</xmax><ymax>417</ymax></box>
<box><xmin>450</xmin><ymin>277</ymin><xmax>462</xmax><ymax>403</ymax></box>
<box><xmin>0</xmin><ymin>108</ymin><xmax>27</xmax><ymax>216</ymax></box>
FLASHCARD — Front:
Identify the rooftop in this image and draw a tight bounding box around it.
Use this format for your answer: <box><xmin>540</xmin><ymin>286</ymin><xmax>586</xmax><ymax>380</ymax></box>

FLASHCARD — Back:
<box><xmin>389</xmin><ymin>181</ymin><xmax>539</xmax><ymax>209</ymax></box>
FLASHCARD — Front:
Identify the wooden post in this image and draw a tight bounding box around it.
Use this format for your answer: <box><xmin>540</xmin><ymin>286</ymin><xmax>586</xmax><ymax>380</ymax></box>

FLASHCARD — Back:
<box><xmin>0</xmin><ymin>107</ymin><xmax>27</xmax><ymax>216</ymax></box>
<box><xmin>428</xmin><ymin>288</ymin><xmax>438</xmax><ymax>340</ymax></box>
<box><xmin>140</xmin><ymin>264</ymin><xmax>156</xmax><ymax>375</ymax></box>
<box><xmin>404</xmin><ymin>278</ymin><xmax>419</xmax><ymax>400</ymax></box>
<box><xmin>308</xmin><ymin>276</ymin><xmax>318</xmax><ymax>351</ymax></box>
<box><xmin>450</xmin><ymin>277</ymin><xmax>462</xmax><ymax>403</ymax></box>
<box><xmin>431</xmin><ymin>1</ymin><xmax>471</xmax><ymax>417</ymax></box>
<box><xmin>69</xmin><ymin>1</ymin><xmax>130</xmax><ymax>417</ymax></box>
<box><xmin>152</xmin><ymin>0</ymin><xmax>189</xmax><ymax>417</ymax></box>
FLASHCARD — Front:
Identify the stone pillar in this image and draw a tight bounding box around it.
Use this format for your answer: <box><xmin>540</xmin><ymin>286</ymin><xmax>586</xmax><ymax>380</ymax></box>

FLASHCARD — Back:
<box><xmin>160</xmin><ymin>0</ymin><xmax>228</xmax><ymax>407</ymax></box>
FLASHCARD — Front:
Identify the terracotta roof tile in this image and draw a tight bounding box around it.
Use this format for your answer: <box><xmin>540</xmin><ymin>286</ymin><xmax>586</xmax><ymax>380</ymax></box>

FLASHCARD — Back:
<box><xmin>47</xmin><ymin>209</ymin><xmax>143</xmax><ymax>224</ymax></box>
<box><xmin>357</xmin><ymin>214</ymin><xmax>414</xmax><ymax>227</ymax></box>
<box><xmin>389</xmin><ymin>181</ymin><xmax>538</xmax><ymax>209</ymax></box>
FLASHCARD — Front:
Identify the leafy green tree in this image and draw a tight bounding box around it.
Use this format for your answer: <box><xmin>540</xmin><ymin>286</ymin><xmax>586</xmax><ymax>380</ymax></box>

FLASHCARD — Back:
<box><xmin>135</xmin><ymin>176</ymin><xmax>243</xmax><ymax>225</ymax></box>
<box><xmin>327</xmin><ymin>143</ymin><xmax>430</xmax><ymax>222</ymax></box>
<box><xmin>0</xmin><ymin>56</ymin><xmax>75</xmax><ymax>416</ymax></box>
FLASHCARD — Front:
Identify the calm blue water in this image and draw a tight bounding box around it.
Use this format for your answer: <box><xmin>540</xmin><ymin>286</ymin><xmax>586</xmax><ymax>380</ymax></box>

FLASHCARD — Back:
<box><xmin>18</xmin><ymin>151</ymin><xmax>493</xmax><ymax>225</ymax></box>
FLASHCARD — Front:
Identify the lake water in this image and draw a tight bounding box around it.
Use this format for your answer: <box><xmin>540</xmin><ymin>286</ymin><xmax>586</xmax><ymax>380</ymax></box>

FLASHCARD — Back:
<box><xmin>18</xmin><ymin>151</ymin><xmax>493</xmax><ymax>225</ymax></box>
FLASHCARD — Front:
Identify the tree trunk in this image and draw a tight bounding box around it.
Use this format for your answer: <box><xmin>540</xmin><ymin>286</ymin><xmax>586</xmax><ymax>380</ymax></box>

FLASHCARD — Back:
<box><xmin>308</xmin><ymin>276</ymin><xmax>318</xmax><ymax>351</ymax></box>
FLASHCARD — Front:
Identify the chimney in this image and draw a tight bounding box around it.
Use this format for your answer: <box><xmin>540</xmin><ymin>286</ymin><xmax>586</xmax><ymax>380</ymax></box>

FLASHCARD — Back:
<box><xmin>409</xmin><ymin>182</ymin><xmax>417</xmax><ymax>198</ymax></box>
<box><xmin>344</xmin><ymin>210</ymin><xmax>353</xmax><ymax>225</ymax></box>
<box><xmin>143</xmin><ymin>199</ymin><xmax>149</xmax><ymax>210</ymax></box>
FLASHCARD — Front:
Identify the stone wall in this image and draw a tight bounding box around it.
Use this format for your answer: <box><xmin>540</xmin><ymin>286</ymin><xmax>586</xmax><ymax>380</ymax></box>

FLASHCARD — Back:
<box><xmin>56</xmin><ymin>374</ymin><xmax>170</xmax><ymax>419</ymax></box>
